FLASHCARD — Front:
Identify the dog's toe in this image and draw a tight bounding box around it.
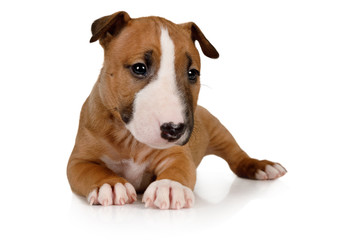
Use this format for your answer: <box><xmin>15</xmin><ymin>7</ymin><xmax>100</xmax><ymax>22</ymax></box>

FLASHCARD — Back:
<box><xmin>255</xmin><ymin>163</ymin><xmax>287</xmax><ymax>180</ymax></box>
<box><xmin>98</xmin><ymin>183</ymin><xmax>113</xmax><ymax>206</ymax></box>
<box><xmin>255</xmin><ymin>170</ymin><xmax>268</xmax><ymax>180</ymax></box>
<box><xmin>87</xmin><ymin>189</ymin><xmax>99</xmax><ymax>205</ymax></box>
<box><xmin>87</xmin><ymin>182</ymin><xmax>137</xmax><ymax>206</ymax></box>
<box><xmin>273</xmin><ymin>163</ymin><xmax>287</xmax><ymax>176</ymax></box>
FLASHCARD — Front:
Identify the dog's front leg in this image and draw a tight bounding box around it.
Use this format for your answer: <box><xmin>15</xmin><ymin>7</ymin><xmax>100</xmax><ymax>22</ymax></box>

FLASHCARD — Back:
<box><xmin>143</xmin><ymin>150</ymin><xmax>196</xmax><ymax>210</ymax></box>
<box><xmin>67</xmin><ymin>159</ymin><xmax>137</xmax><ymax>206</ymax></box>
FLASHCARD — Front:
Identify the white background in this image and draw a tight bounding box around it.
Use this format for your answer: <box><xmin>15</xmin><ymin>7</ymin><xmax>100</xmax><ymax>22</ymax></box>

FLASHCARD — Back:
<box><xmin>1</xmin><ymin>0</ymin><xmax>359</xmax><ymax>239</ymax></box>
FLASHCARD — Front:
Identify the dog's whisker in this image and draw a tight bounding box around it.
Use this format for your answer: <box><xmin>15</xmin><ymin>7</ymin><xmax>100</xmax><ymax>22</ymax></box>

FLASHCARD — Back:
<box><xmin>200</xmin><ymin>83</ymin><xmax>212</xmax><ymax>89</ymax></box>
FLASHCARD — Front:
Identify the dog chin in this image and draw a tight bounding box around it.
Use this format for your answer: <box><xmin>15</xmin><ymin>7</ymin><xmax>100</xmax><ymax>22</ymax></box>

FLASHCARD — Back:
<box><xmin>147</xmin><ymin>142</ymin><xmax>176</xmax><ymax>150</ymax></box>
<box><xmin>136</xmin><ymin>136</ymin><xmax>176</xmax><ymax>149</ymax></box>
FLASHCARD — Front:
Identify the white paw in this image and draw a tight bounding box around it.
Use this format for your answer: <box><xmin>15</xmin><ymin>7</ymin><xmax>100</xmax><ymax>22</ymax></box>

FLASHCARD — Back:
<box><xmin>142</xmin><ymin>179</ymin><xmax>195</xmax><ymax>210</ymax></box>
<box><xmin>87</xmin><ymin>182</ymin><xmax>137</xmax><ymax>206</ymax></box>
<box><xmin>255</xmin><ymin>164</ymin><xmax>287</xmax><ymax>180</ymax></box>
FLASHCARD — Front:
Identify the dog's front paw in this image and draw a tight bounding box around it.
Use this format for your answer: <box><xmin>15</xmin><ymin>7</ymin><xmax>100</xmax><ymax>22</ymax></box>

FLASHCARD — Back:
<box><xmin>87</xmin><ymin>182</ymin><xmax>137</xmax><ymax>206</ymax></box>
<box><xmin>142</xmin><ymin>179</ymin><xmax>195</xmax><ymax>210</ymax></box>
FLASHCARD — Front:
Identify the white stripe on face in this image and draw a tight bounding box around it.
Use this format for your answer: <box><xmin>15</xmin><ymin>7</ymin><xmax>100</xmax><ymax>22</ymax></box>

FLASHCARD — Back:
<box><xmin>126</xmin><ymin>28</ymin><xmax>185</xmax><ymax>149</ymax></box>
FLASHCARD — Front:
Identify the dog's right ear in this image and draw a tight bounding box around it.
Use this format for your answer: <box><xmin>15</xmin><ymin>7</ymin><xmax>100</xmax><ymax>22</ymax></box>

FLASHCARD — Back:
<box><xmin>180</xmin><ymin>22</ymin><xmax>219</xmax><ymax>59</ymax></box>
<box><xmin>89</xmin><ymin>11</ymin><xmax>131</xmax><ymax>46</ymax></box>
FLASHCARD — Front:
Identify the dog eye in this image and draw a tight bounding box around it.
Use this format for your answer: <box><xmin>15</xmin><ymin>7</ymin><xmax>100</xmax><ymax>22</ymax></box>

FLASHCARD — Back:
<box><xmin>188</xmin><ymin>69</ymin><xmax>200</xmax><ymax>83</ymax></box>
<box><xmin>131</xmin><ymin>63</ymin><xmax>147</xmax><ymax>77</ymax></box>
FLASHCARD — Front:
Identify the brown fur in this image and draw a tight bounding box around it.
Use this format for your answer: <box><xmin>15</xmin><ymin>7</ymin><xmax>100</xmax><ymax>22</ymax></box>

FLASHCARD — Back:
<box><xmin>67</xmin><ymin>11</ymin><xmax>286</xmax><ymax>201</ymax></box>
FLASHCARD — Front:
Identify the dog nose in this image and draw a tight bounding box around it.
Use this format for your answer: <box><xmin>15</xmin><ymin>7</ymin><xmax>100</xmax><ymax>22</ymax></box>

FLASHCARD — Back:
<box><xmin>160</xmin><ymin>122</ymin><xmax>186</xmax><ymax>142</ymax></box>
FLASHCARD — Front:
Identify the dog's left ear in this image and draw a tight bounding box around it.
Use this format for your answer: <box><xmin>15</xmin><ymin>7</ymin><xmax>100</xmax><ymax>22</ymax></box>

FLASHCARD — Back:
<box><xmin>180</xmin><ymin>22</ymin><xmax>219</xmax><ymax>59</ymax></box>
<box><xmin>89</xmin><ymin>11</ymin><xmax>131</xmax><ymax>46</ymax></box>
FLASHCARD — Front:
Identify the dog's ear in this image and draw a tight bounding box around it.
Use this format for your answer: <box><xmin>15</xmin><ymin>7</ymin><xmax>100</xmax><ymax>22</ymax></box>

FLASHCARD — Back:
<box><xmin>90</xmin><ymin>11</ymin><xmax>131</xmax><ymax>46</ymax></box>
<box><xmin>180</xmin><ymin>22</ymin><xmax>219</xmax><ymax>59</ymax></box>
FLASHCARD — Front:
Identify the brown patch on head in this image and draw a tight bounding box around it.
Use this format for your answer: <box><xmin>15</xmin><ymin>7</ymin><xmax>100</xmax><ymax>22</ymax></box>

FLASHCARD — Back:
<box><xmin>96</xmin><ymin>17</ymin><xmax>163</xmax><ymax>124</ymax></box>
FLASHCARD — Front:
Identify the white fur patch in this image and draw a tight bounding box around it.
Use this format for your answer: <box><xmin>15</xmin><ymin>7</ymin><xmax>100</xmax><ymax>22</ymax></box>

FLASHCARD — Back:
<box><xmin>100</xmin><ymin>156</ymin><xmax>147</xmax><ymax>190</ymax></box>
<box><xmin>142</xmin><ymin>179</ymin><xmax>195</xmax><ymax>210</ymax></box>
<box><xmin>126</xmin><ymin>28</ymin><xmax>185</xmax><ymax>149</ymax></box>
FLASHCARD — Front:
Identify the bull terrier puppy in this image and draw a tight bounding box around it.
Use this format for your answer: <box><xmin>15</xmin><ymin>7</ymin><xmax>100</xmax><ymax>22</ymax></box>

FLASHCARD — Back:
<box><xmin>67</xmin><ymin>11</ymin><xmax>287</xmax><ymax>209</ymax></box>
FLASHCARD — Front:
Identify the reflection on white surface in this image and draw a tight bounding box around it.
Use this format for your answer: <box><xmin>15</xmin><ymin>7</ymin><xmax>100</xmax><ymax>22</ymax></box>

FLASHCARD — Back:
<box><xmin>64</xmin><ymin>155</ymin><xmax>358</xmax><ymax>240</ymax></box>
<box><xmin>69</xmin><ymin>166</ymin><xmax>289</xmax><ymax>231</ymax></box>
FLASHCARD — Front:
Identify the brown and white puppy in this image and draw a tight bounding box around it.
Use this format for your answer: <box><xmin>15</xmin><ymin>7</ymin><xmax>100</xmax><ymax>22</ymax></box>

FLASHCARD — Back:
<box><xmin>67</xmin><ymin>11</ymin><xmax>287</xmax><ymax>209</ymax></box>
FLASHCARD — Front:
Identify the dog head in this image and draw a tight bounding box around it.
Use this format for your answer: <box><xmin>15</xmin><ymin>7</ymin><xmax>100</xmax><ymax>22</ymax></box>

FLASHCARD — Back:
<box><xmin>90</xmin><ymin>11</ymin><xmax>219</xmax><ymax>149</ymax></box>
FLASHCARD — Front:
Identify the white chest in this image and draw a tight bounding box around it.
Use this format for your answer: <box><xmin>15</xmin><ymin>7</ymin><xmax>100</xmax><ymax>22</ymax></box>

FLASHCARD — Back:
<box><xmin>100</xmin><ymin>156</ymin><xmax>150</xmax><ymax>191</ymax></box>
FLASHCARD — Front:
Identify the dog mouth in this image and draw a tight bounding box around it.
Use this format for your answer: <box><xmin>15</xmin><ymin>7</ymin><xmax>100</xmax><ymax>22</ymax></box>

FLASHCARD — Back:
<box><xmin>123</xmin><ymin>117</ymin><xmax>192</xmax><ymax>149</ymax></box>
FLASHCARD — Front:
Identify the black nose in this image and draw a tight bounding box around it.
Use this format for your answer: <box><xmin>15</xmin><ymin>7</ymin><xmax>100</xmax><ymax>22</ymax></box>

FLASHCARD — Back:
<box><xmin>160</xmin><ymin>122</ymin><xmax>186</xmax><ymax>142</ymax></box>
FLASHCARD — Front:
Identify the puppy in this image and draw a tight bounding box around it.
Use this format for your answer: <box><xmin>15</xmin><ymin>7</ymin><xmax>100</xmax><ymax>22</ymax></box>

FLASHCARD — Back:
<box><xmin>67</xmin><ymin>11</ymin><xmax>287</xmax><ymax>209</ymax></box>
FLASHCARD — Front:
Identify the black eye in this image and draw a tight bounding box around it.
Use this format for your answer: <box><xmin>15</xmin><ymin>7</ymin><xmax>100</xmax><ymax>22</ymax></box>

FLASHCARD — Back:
<box><xmin>188</xmin><ymin>69</ymin><xmax>200</xmax><ymax>83</ymax></box>
<box><xmin>131</xmin><ymin>63</ymin><xmax>147</xmax><ymax>77</ymax></box>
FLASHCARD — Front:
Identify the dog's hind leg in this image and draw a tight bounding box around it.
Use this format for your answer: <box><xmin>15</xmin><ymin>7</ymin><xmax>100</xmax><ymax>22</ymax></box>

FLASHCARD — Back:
<box><xmin>199</xmin><ymin>107</ymin><xmax>287</xmax><ymax>180</ymax></box>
